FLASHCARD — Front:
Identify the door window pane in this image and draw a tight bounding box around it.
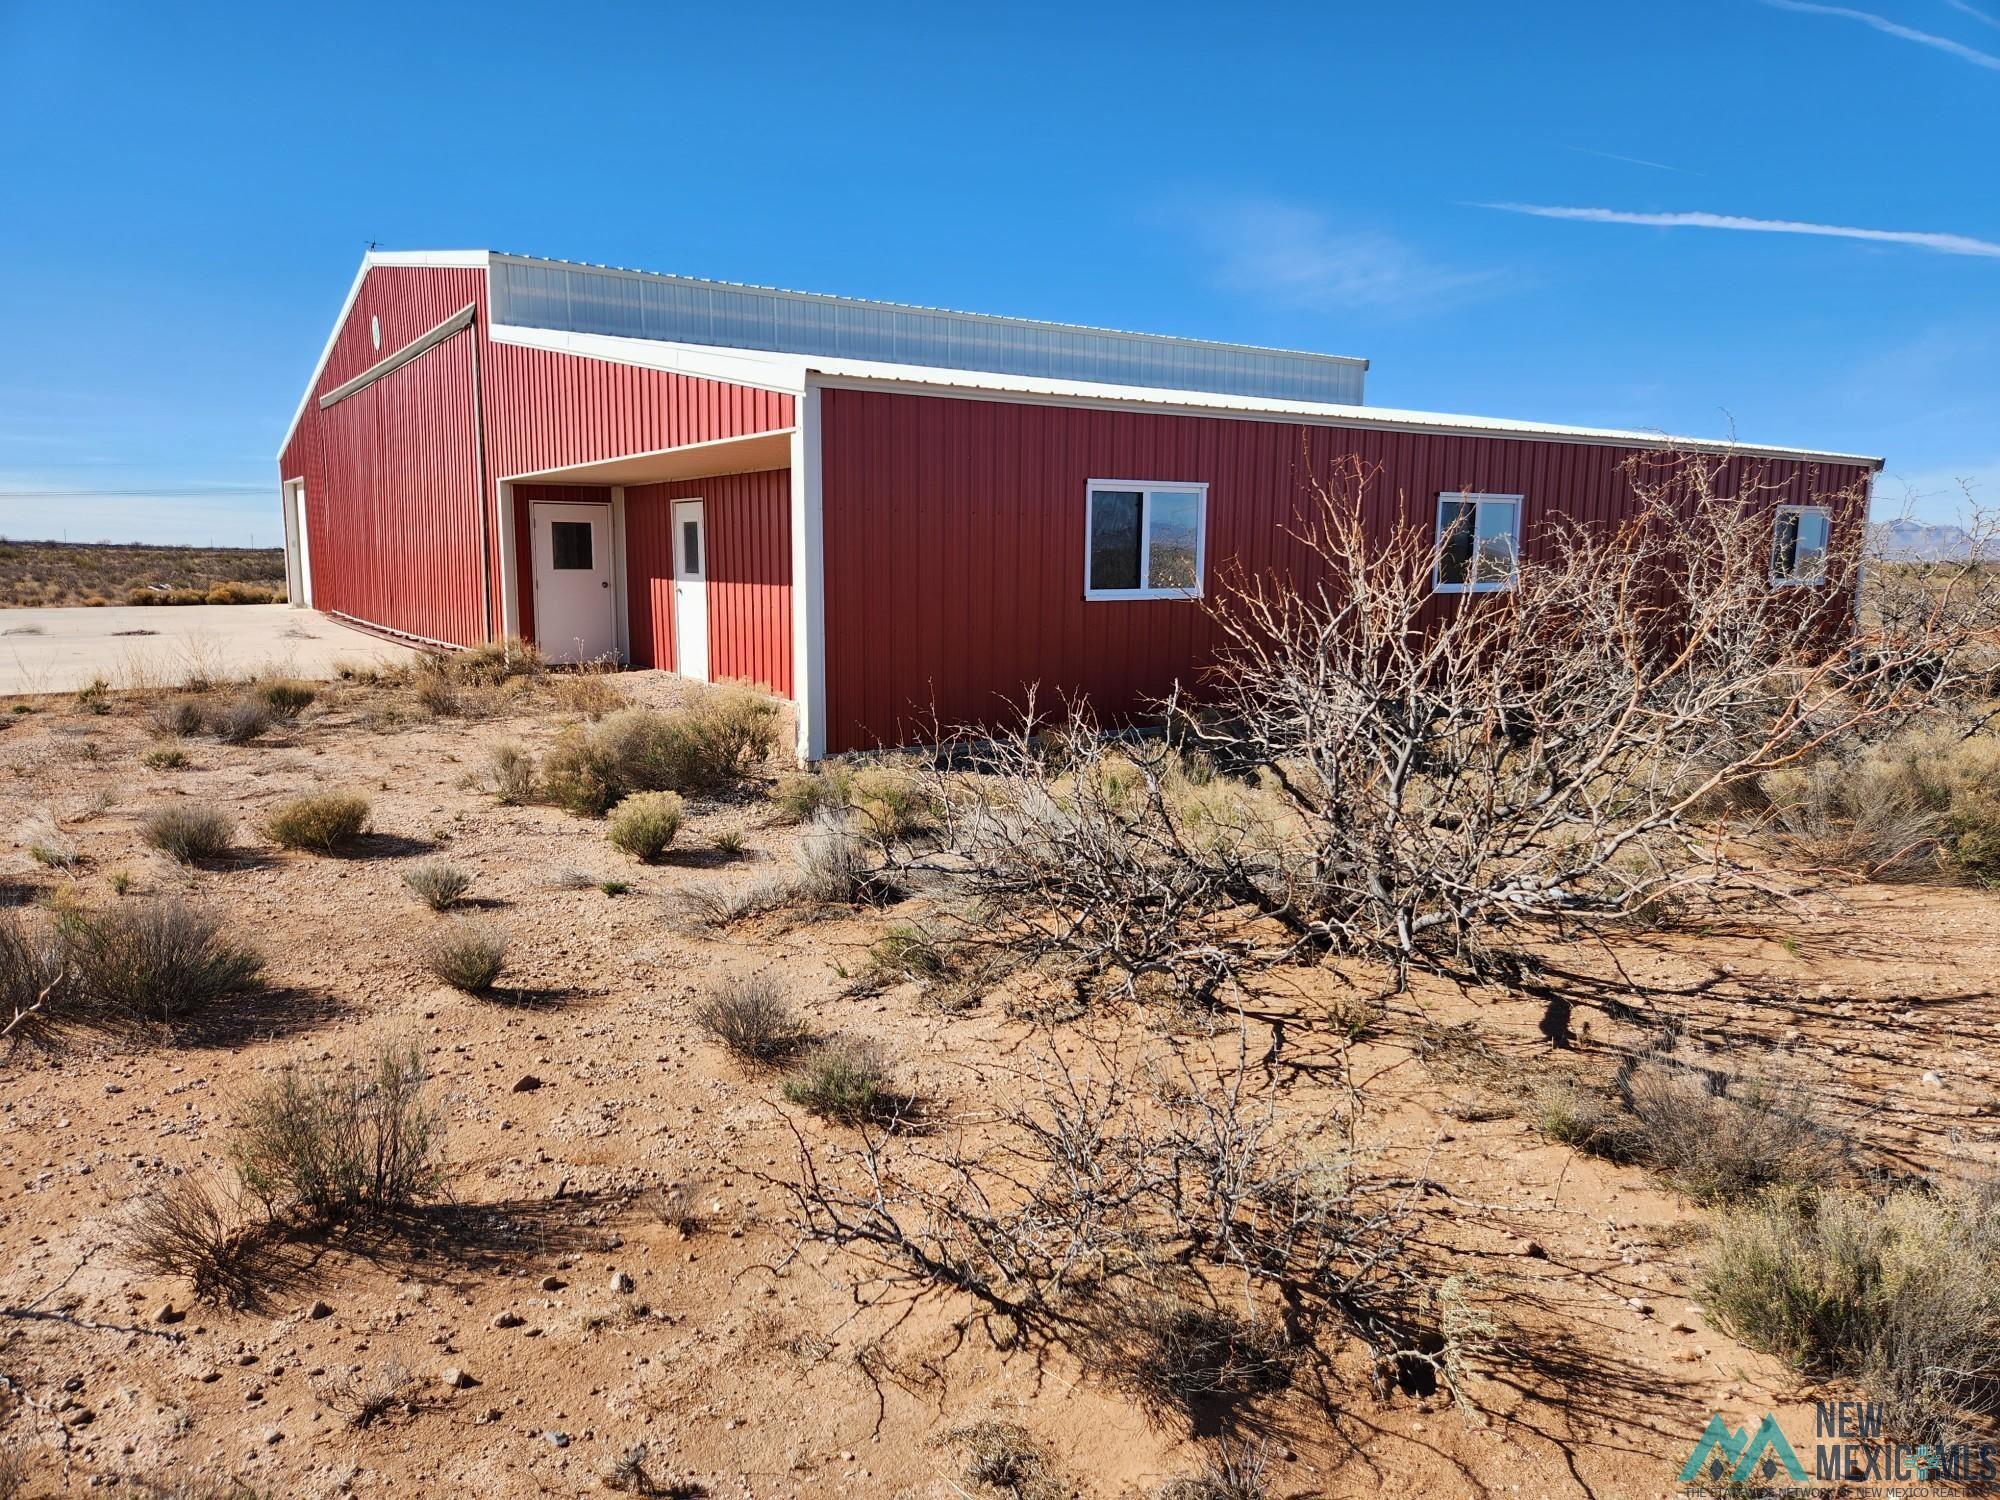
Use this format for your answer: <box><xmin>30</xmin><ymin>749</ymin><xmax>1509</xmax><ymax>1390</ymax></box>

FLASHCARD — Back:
<box><xmin>681</xmin><ymin>519</ymin><xmax>701</xmax><ymax>576</ymax></box>
<box><xmin>1089</xmin><ymin>490</ymin><xmax>1142</xmax><ymax>592</ymax></box>
<box><xmin>551</xmin><ymin>521</ymin><xmax>592</xmax><ymax>570</ymax></box>
<box><xmin>1146</xmin><ymin>490</ymin><xmax>1201</xmax><ymax>590</ymax></box>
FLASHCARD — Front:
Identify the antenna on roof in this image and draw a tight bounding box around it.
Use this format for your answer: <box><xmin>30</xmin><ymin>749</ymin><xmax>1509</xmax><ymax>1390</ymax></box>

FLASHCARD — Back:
<box><xmin>366</xmin><ymin>239</ymin><xmax>381</xmax><ymax>250</ymax></box>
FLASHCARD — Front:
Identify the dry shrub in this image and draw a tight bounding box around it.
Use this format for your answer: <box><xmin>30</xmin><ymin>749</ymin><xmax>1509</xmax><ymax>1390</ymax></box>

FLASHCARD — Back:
<box><xmin>697</xmin><ymin>974</ymin><xmax>807</xmax><ymax>1067</ymax></box>
<box><xmin>264</xmin><ymin>792</ymin><xmax>370</xmax><ymax>852</ymax></box>
<box><xmin>232</xmin><ymin>1040</ymin><xmax>444</xmax><ymax>1223</ymax></box>
<box><xmin>421</xmin><ymin>918</ymin><xmax>508</xmax><ymax>992</ymax></box>
<box><xmin>793</xmin><ymin>810</ymin><xmax>878</xmax><ymax>904</ymax></box>
<box><xmin>150</xmin><ymin>697</ymin><xmax>207</xmax><ymax>737</ymax></box>
<box><xmin>402</xmin><ymin>860</ymin><xmax>471</xmax><ymax>911</ymax></box>
<box><xmin>143</xmin><ymin>746</ymin><xmax>189</xmax><ymax>771</ymax></box>
<box><xmin>142</xmin><ymin>804</ymin><xmax>234</xmax><ymax>864</ymax></box>
<box><xmin>1707</xmin><ymin>1182</ymin><xmax>2000</xmax><ymax>1448</ymax></box>
<box><xmin>0</xmin><ymin>909</ymin><xmax>66</xmax><ymax>1045</ymax></box>
<box><xmin>1765</xmin><ymin>726</ymin><xmax>2000</xmax><ymax>882</ymax></box>
<box><xmin>1530</xmin><ymin>1077</ymin><xmax>1640</xmax><ymax>1162</ymax></box>
<box><xmin>120</xmin><ymin>1175</ymin><xmax>273</xmax><ymax>1306</ymax></box>
<box><xmin>61</xmin><ymin>897</ymin><xmax>265</xmax><ymax>1026</ymax></box>
<box><xmin>257</xmin><ymin>679</ymin><xmax>316</xmax><ymax>720</ymax></box>
<box><xmin>608</xmin><ymin>791</ymin><xmax>685</xmax><ymax>862</ymax></box>
<box><xmin>208</xmin><ymin>696</ymin><xmax>272</xmax><ymax>745</ymax></box>
<box><xmin>943</xmin><ymin>1420</ymin><xmax>1063</xmax><ymax>1500</ymax></box>
<box><xmin>547</xmin><ymin>669</ymin><xmax>626</xmax><ymax>718</ymax></box>
<box><xmin>318</xmin><ymin>1358</ymin><xmax>422</xmax><ymax>1429</ymax></box>
<box><xmin>23</xmin><ymin>817</ymin><xmax>78</xmax><ymax>869</ymax></box>
<box><xmin>670</xmin><ymin>876</ymin><xmax>797</xmax><ymax>933</ymax></box>
<box><xmin>541</xmin><ymin>684</ymin><xmax>779</xmax><ymax>814</ymax></box>
<box><xmin>1084</xmin><ymin>1298</ymin><xmax>1292</xmax><ymax>1418</ymax></box>
<box><xmin>1157</xmin><ymin>1442</ymin><xmax>1272</xmax><ymax>1500</ymax></box>
<box><xmin>848</xmin><ymin>765</ymin><xmax>930</xmax><ymax>845</ymax></box>
<box><xmin>451</xmin><ymin>637</ymin><xmax>543</xmax><ymax>684</ymax></box>
<box><xmin>1620</xmin><ymin>1058</ymin><xmax>1844</xmax><ymax>1202</ymax></box>
<box><xmin>771</xmin><ymin>765</ymin><xmax>852</xmax><ymax>824</ymax></box>
<box><xmin>782</xmin><ymin>1037</ymin><xmax>896</xmax><ymax>1123</ymax></box>
<box><xmin>486</xmin><ymin>741</ymin><xmax>536</xmax><ymax>804</ymax></box>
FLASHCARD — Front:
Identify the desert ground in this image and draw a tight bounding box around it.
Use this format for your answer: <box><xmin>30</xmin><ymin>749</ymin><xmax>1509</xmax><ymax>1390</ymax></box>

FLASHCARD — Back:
<box><xmin>0</xmin><ymin>655</ymin><xmax>1996</xmax><ymax>1500</ymax></box>
<box><xmin>0</xmin><ymin>542</ymin><xmax>286</xmax><ymax>611</ymax></box>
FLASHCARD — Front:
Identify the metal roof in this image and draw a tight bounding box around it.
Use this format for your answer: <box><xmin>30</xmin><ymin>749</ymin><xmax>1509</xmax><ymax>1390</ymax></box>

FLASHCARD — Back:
<box><xmin>486</xmin><ymin>252</ymin><xmax>1368</xmax><ymax>406</ymax></box>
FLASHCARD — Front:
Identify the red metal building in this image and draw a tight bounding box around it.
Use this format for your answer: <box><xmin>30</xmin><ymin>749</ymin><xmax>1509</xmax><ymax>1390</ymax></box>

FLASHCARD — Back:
<box><xmin>278</xmin><ymin>250</ymin><xmax>1880</xmax><ymax>759</ymax></box>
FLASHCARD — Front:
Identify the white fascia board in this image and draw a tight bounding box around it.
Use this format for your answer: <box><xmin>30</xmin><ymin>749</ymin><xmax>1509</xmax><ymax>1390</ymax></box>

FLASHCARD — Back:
<box><xmin>486</xmin><ymin>323</ymin><xmax>809</xmax><ymax>397</ymax></box>
<box><xmin>275</xmin><ymin>250</ymin><xmax>493</xmax><ymax>461</ymax></box>
<box><xmin>803</xmin><ymin>361</ymin><xmax>1885</xmax><ymax>470</ymax></box>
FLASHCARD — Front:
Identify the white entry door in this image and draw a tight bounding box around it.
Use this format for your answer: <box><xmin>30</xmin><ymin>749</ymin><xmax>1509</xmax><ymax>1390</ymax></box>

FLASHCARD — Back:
<box><xmin>671</xmin><ymin>498</ymin><xmax>708</xmax><ymax>681</ymax></box>
<box><xmin>532</xmin><ymin>501</ymin><xmax>616</xmax><ymax>662</ymax></box>
<box><xmin>292</xmin><ymin>484</ymin><xmax>313</xmax><ymax>607</ymax></box>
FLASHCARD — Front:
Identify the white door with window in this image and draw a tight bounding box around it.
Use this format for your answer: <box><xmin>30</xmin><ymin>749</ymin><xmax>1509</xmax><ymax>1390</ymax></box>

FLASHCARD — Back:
<box><xmin>671</xmin><ymin>498</ymin><xmax>708</xmax><ymax>681</ymax></box>
<box><xmin>532</xmin><ymin>501</ymin><xmax>616</xmax><ymax>662</ymax></box>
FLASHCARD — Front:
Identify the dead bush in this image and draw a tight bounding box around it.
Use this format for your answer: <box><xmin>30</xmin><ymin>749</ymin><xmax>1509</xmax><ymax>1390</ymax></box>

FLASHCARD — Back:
<box><xmin>0</xmin><ymin>909</ymin><xmax>66</xmax><ymax>1045</ymax></box>
<box><xmin>1707</xmin><ymin>1182</ymin><xmax>2000</xmax><ymax>1448</ymax></box>
<box><xmin>60</xmin><ymin>897</ymin><xmax>265</xmax><ymax>1026</ymax></box>
<box><xmin>119</xmin><ymin>1175</ymin><xmax>273</xmax><ymax>1306</ymax></box>
<box><xmin>486</xmin><ymin>741</ymin><xmax>536</xmax><ymax>804</ymax></box>
<box><xmin>257</xmin><ymin>679</ymin><xmax>316</xmax><ymax>719</ymax></box>
<box><xmin>402</xmin><ymin>860</ymin><xmax>471</xmax><ymax>911</ymax></box>
<box><xmin>1157</xmin><ymin>1442</ymin><xmax>1272</xmax><ymax>1500</ymax></box>
<box><xmin>232</xmin><ymin>1040</ymin><xmax>444</xmax><ymax>1223</ymax></box>
<box><xmin>208</xmin><ymin>696</ymin><xmax>272</xmax><ymax>745</ymax></box>
<box><xmin>317</xmin><ymin>1358</ymin><xmax>423</xmax><ymax>1429</ymax></box>
<box><xmin>264</xmin><ymin>792</ymin><xmax>370</xmax><ymax>852</ymax></box>
<box><xmin>1620</xmin><ymin>1058</ymin><xmax>1844</xmax><ymax>1202</ymax></box>
<box><xmin>1083</xmin><ymin>1298</ymin><xmax>1293</xmax><ymax>1417</ymax></box>
<box><xmin>697</xmin><ymin>974</ymin><xmax>808</xmax><ymax>1067</ymax></box>
<box><xmin>421</xmin><ymin>919</ymin><xmax>508</xmax><ymax>993</ymax></box>
<box><xmin>23</xmin><ymin>817</ymin><xmax>78</xmax><ymax>869</ymax></box>
<box><xmin>793</xmin><ymin>810</ymin><xmax>878</xmax><ymax>904</ymax></box>
<box><xmin>608</xmin><ymin>790</ymin><xmax>685</xmax><ymax>862</ymax></box>
<box><xmin>781</xmin><ymin>1037</ymin><xmax>897</xmax><ymax>1123</ymax></box>
<box><xmin>142</xmin><ymin>804</ymin><xmax>235</xmax><ymax>864</ymax></box>
<box><xmin>149</xmin><ymin>697</ymin><xmax>206</xmax><ymax>738</ymax></box>
<box><xmin>943</xmin><ymin>1419</ymin><xmax>1063</xmax><ymax>1500</ymax></box>
<box><xmin>547</xmin><ymin>669</ymin><xmax>626</xmax><ymax>718</ymax></box>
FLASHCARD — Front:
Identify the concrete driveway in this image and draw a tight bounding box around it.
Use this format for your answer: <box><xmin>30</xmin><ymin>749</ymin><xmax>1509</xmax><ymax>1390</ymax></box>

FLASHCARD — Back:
<box><xmin>0</xmin><ymin>605</ymin><xmax>418</xmax><ymax>696</ymax></box>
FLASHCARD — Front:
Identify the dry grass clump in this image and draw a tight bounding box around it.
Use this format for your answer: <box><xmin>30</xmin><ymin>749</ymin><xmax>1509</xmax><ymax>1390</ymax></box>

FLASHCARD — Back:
<box><xmin>402</xmin><ymin>860</ymin><xmax>471</xmax><ymax>911</ymax></box>
<box><xmin>1764</xmin><ymin>725</ymin><xmax>2000</xmax><ymax>882</ymax></box>
<box><xmin>149</xmin><ymin>697</ymin><xmax>207</xmax><ymax>738</ymax></box>
<box><xmin>541</xmin><ymin>683</ymin><xmax>778</xmax><ymax>814</ymax></box>
<box><xmin>848</xmin><ymin>765</ymin><xmax>931</xmax><ymax>844</ymax></box>
<box><xmin>207</xmin><ymin>696</ymin><xmax>273</xmax><ymax>745</ymax></box>
<box><xmin>1706</xmin><ymin>1182</ymin><xmax>2000</xmax><ymax>1448</ymax></box>
<box><xmin>781</xmin><ymin>1037</ymin><xmax>897</xmax><ymax>1123</ymax></box>
<box><xmin>770</xmin><ymin>765</ymin><xmax>852</xmax><ymax>824</ymax></box>
<box><xmin>0</xmin><ymin>909</ymin><xmax>66</xmax><ymax>1045</ymax></box>
<box><xmin>318</xmin><ymin>1358</ymin><xmax>423</xmax><ymax>1429</ymax></box>
<box><xmin>486</xmin><ymin>741</ymin><xmax>536</xmax><ymax>804</ymax></box>
<box><xmin>120</xmin><ymin>1175</ymin><xmax>274</xmax><ymax>1306</ymax></box>
<box><xmin>143</xmin><ymin>746</ymin><xmax>190</xmax><ymax>771</ymax></box>
<box><xmin>257</xmin><ymin>679</ymin><xmax>316</xmax><ymax>720</ymax></box>
<box><xmin>142</xmin><ymin>804</ymin><xmax>235</xmax><ymax>864</ymax></box>
<box><xmin>23</xmin><ymin>817</ymin><xmax>79</xmax><ymax>869</ymax></box>
<box><xmin>607</xmin><ymin>791</ymin><xmax>685</xmax><ymax>862</ymax></box>
<box><xmin>942</xmin><ymin>1420</ymin><xmax>1064</xmax><ymax>1500</ymax></box>
<box><xmin>697</xmin><ymin>974</ymin><xmax>808</xmax><ymax>1067</ymax></box>
<box><xmin>232</xmin><ymin>1040</ymin><xmax>444</xmax><ymax>1223</ymax></box>
<box><xmin>1083</xmin><ymin>1298</ymin><xmax>1293</xmax><ymax>1418</ymax></box>
<box><xmin>264</xmin><ymin>792</ymin><xmax>370</xmax><ymax>852</ymax></box>
<box><xmin>60</xmin><ymin>897</ymin><xmax>265</xmax><ymax>1027</ymax></box>
<box><xmin>792</xmin><ymin>811</ymin><xmax>880</xmax><ymax>904</ymax></box>
<box><xmin>420</xmin><ymin>919</ymin><xmax>508</xmax><ymax>992</ymax></box>
<box><xmin>1156</xmin><ymin>1443</ymin><xmax>1272</xmax><ymax>1500</ymax></box>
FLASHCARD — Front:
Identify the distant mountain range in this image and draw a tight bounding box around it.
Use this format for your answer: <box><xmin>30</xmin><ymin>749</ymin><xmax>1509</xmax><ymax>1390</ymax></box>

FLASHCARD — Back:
<box><xmin>1871</xmin><ymin>519</ymin><xmax>1996</xmax><ymax>561</ymax></box>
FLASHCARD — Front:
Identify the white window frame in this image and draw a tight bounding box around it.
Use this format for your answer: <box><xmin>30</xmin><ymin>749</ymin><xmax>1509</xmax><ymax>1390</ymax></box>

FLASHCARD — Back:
<box><xmin>1432</xmin><ymin>491</ymin><xmax>1523</xmax><ymax>594</ymax></box>
<box><xmin>1083</xmin><ymin>479</ymin><xmax>1209</xmax><ymax>601</ymax></box>
<box><xmin>1770</xmin><ymin>503</ymin><xmax>1832</xmax><ymax>587</ymax></box>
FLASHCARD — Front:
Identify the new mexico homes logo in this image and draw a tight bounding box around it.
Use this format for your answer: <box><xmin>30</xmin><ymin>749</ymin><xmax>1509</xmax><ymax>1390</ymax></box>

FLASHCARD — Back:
<box><xmin>1677</xmin><ymin>1403</ymin><xmax>2000</xmax><ymax>1493</ymax></box>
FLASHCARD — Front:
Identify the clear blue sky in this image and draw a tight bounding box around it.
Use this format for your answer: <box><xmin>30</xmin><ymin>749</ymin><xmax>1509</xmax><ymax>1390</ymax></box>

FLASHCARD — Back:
<box><xmin>3</xmin><ymin>0</ymin><xmax>1996</xmax><ymax>545</ymax></box>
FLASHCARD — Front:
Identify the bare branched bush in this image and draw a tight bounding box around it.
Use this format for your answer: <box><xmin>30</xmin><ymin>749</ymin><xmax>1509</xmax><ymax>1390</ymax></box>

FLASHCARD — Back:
<box><xmin>916</xmin><ymin>454</ymin><xmax>2000</xmax><ymax>994</ymax></box>
<box><xmin>1707</xmin><ymin>1182</ymin><xmax>2000</xmax><ymax>1449</ymax></box>
<box><xmin>232</xmin><ymin>1040</ymin><xmax>444</xmax><ymax>1223</ymax></box>
<box><xmin>1157</xmin><ymin>1441</ymin><xmax>1272</xmax><ymax>1500</ymax></box>
<box><xmin>0</xmin><ymin>909</ymin><xmax>66</xmax><ymax>1046</ymax></box>
<box><xmin>264</xmin><ymin>792</ymin><xmax>370</xmax><ymax>852</ymax></box>
<box><xmin>119</xmin><ymin>1175</ymin><xmax>274</xmax><ymax>1306</ymax></box>
<box><xmin>402</xmin><ymin>860</ymin><xmax>471</xmax><ymax>911</ymax></box>
<box><xmin>421</xmin><ymin>919</ymin><xmax>508</xmax><ymax>993</ymax></box>
<box><xmin>697</xmin><ymin>974</ymin><xmax>808</xmax><ymax>1067</ymax></box>
<box><xmin>60</xmin><ymin>897</ymin><xmax>264</xmax><ymax>1026</ymax></box>
<box><xmin>142</xmin><ymin>804</ymin><xmax>234</xmax><ymax>864</ymax></box>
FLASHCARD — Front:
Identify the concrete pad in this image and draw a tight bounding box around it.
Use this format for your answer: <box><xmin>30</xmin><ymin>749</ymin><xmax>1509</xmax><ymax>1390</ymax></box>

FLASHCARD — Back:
<box><xmin>0</xmin><ymin>605</ymin><xmax>419</xmax><ymax>696</ymax></box>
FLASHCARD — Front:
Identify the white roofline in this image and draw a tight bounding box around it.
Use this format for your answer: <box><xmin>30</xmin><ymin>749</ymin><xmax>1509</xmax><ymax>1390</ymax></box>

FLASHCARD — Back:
<box><xmin>276</xmin><ymin>250</ymin><xmax>491</xmax><ymax>462</ymax></box>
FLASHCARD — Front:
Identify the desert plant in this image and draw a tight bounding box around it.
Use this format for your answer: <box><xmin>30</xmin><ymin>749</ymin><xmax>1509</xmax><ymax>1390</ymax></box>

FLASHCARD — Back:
<box><xmin>232</xmin><ymin>1040</ymin><xmax>444</xmax><ymax>1222</ymax></box>
<box><xmin>149</xmin><ymin>697</ymin><xmax>207</xmax><ymax>738</ymax></box>
<box><xmin>697</xmin><ymin>974</ymin><xmax>808</xmax><ymax>1067</ymax></box>
<box><xmin>402</xmin><ymin>860</ymin><xmax>471</xmax><ymax>911</ymax></box>
<box><xmin>712</xmin><ymin>829</ymin><xmax>747</xmax><ymax>860</ymax></box>
<box><xmin>119</xmin><ymin>1175</ymin><xmax>273</xmax><ymax>1306</ymax></box>
<box><xmin>781</xmin><ymin>1037</ymin><xmax>896</xmax><ymax>1123</ymax></box>
<box><xmin>849</xmin><ymin>765</ymin><xmax>930</xmax><ymax>845</ymax></box>
<box><xmin>771</xmin><ymin>766</ymin><xmax>853</xmax><ymax>824</ymax></box>
<box><xmin>0</xmin><ymin>908</ymin><xmax>66</xmax><ymax>1044</ymax></box>
<box><xmin>1706</xmin><ymin>1182</ymin><xmax>2000</xmax><ymax>1448</ymax></box>
<box><xmin>60</xmin><ymin>897</ymin><xmax>264</xmax><ymax>1026</ymax></box>
<box><xmin>142</xmin><ymin>804</ymin><xmax>235</xmax><ymax>864</ymax></box>
<box><xmin>317</xmin><ymin>1358</ymin><xmax>422</xmax><ymax>1429</ymax></box>
<box><xmin>1157</xmin><ymin>1442</ymin><xmax>1272</xmax><ymax>1500</ymax></box>
<box><xmin>862</xmin><ymin>923</ymin><xmax>950</xmax><ymax>987</ymax></box>
<box><xmin>207</xmin><ymin>696</ymin><xmax>272</xmax><ymax>745</ymax></box>
<box><xmin>541</xmin><ymin>684</ymin><xmax>780</xmax><ymax>815</ymax></box>
<box><xmin>23</xmin><ymin>817</ymin><xmax>79</xmax><ymax>869</ymax></box>
<box><xmin>75</xmin><ymin>676</ymin><xmax>111</xmax><ymax>712</ymax></box>
<box><xmin>264</xmin><ymin>792</ymin><xmax>370</xmax><ymax>852</ymax></box>
<box><xmin>607</xmin><ymin>790</ymin><xmax>685</xmax><ymax>862</ymax></box>
<box><xmin>143</xmin><ymin>746</ymin><xmax>190</xmax><ymax>770</ymax></box>
<box><xmin>257</xmin><ymin>679</ymin><xmax>316</xmax><ymax>720</ymax></box>
<box><xmin>1620</xmin><ymin>1059</ymin><xmax>1844</xmax><ymax>1202</ymax></box>
<box><xmin>944</xmin><ymin>1420</ymin><xmax>1062</xmax><ymax>1500</ymax></box>
<box><xmin>486</xmin><ymin>741</ymin><xmax>536</xmax><ymax>805</ymax></box>
<box><xmin>598</xmin><ymin>878</ymin><xmax>630</xmax><ymax>896</ymax></box>
<box><xmin>412</xmin><ymin>669</ymin><xmax>461</xmax><ymax>717</ymax></box>
<box><xmin>1531</xmin><ymin>1077</ymin><xmax>1641</xmax><ymax>1161</ymax></box>
<box><xmin>1084</xmin><ymin>1299</ymin><xmax>1293</xmax><ymax>1416</ymax></box>
<box><xmin>421</xmin><ymin>919</ymin><xmax>508</xmax><ymax>993</ymax></box>
<box><xmin>793</xmin><ymin>810</ymin><xmax>877</xmax><ymax>904</ymax></box>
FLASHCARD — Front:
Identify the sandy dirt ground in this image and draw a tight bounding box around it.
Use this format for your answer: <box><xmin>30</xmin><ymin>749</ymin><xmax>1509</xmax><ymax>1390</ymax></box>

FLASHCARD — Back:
<box><xmin>0</xmin><ymin>606</ymin><xmax>414</xmax><ymax>695</ymax></box>
<box><xmin>0</xmin><ymin>671</ymin><xmax>1996</xmax><ymax>1498</ymax></box>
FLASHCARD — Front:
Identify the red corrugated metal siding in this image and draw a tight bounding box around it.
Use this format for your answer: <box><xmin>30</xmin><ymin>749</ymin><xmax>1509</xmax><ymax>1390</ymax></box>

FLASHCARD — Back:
<box><xmin>818</xmin><ymin>388</ymin><xmax>1874</xmax><ymax>754</ymax></box>
<box><xmin>625</xmin><ymin>470</ymin><xmax>793</xmax><ymax>695</ymax></box>
<box><xmin>280</xmin><ymin>262</ymin><xmax>795</xmax><ymax>656</ymax></box>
